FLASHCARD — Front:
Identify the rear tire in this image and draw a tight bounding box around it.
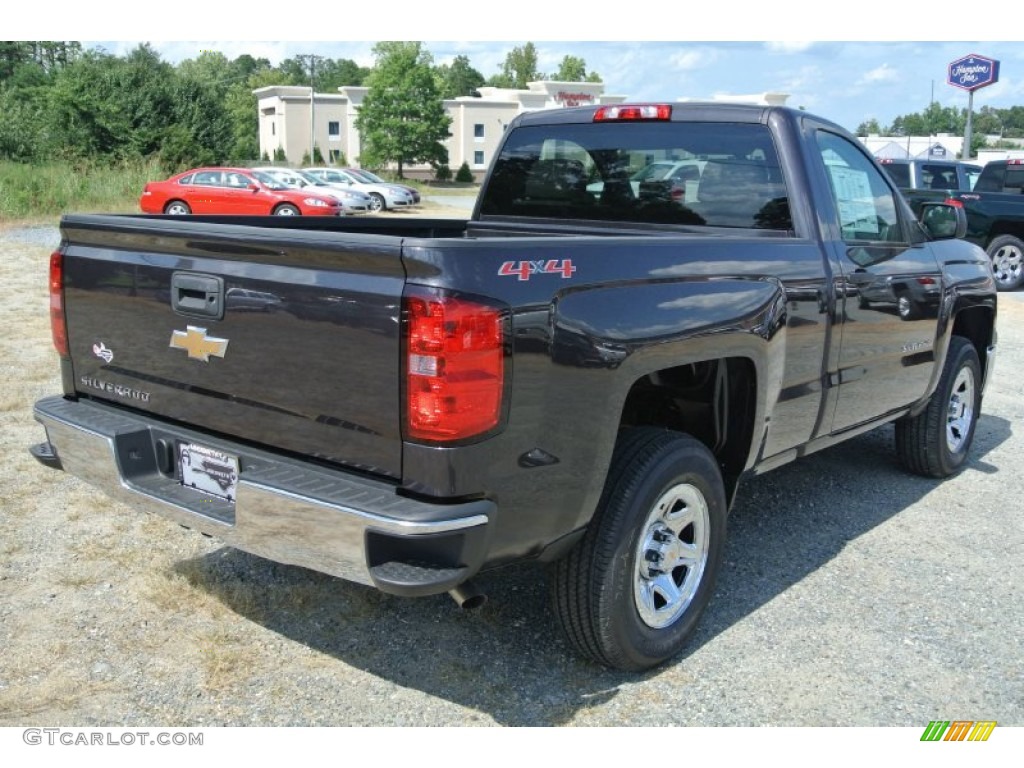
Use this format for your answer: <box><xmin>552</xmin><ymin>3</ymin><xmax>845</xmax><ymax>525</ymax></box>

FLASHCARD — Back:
<box><xmin>986</xmin><ymin>235</ymin><xmax>1024</xmax><ymax>291</ymax></box>
<box><xmin>897</xmin><ymin>291</ymin><xmax>922</xmax><ymax>321</ymax></box>
<box><xmin>164</xmin><ymin>200</ymin><xmax>191</xmax><ymax>215</ymax></box>
<box><xmin>550</xmin><ymin>427</ymin><xmax>727</xmax><ymax>671</ymax></box>
<box><xmin>896</xmin><ymin>336</ymin><xmax>981</xmax><ymax>478</ymax></box>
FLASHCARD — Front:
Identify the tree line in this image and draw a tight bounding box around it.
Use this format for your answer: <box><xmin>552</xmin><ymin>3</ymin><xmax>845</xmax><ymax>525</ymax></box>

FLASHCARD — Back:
<box><xmin>0</xmin><ymin>41</ymin><xmax>599</xmax><ymax>174</ymax></box>
<box><xmin>856</xmin><ymin>102</ymin><xmax>1024</xmax><ymax>151</ymax></box>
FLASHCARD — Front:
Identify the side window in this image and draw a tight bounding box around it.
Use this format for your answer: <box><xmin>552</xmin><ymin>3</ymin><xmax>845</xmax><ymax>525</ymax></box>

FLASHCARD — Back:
<box><xmin>1005</xmin><ymin>166</ymin><xmax>1024</xmax><ymax>192</ymax></box>
<box><xmin>817</xmin><ymin>132</ymin><xmax>903</xmax><ymax>243</ymax></box>
<box><xmin>192</xmin><ymin>171</ymin><xmax>222</xmax><ymax>186</ymax></box>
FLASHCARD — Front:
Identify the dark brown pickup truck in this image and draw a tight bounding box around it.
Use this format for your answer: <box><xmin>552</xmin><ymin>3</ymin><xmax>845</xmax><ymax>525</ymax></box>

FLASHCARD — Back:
<box><xmin>31</xmin><ymin>103</ymin><xmax>997</xmax><ymax>670</ymax></box>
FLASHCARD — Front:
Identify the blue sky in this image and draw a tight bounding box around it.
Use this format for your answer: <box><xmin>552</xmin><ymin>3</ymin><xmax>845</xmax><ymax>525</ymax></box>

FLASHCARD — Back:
<box><xmin>21</xmin><ymin>3</ymin><xmax>1024</xmax><ymax>134</ymax></box>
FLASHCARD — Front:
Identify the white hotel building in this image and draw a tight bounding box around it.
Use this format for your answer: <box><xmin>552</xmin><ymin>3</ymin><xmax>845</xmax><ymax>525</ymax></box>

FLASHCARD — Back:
<box><xmin>254</xmin><ymin>83</ymin><xmax>793</xmax><ymax>180</ymax></box>
<box><xmin>254</xmin><ymin>81</ymin><xmax>628</xmax><ymax>180</ymax></box>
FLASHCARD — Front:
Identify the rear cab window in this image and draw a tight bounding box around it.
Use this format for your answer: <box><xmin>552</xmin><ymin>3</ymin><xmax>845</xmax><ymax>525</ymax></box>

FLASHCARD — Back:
<box><xmin>878</xmin><ymin>161</ymin><xmax>911</xmax><ymax>188</ymax></box>
<box><xmin>479</xmin><ymin>121</ymin><xmax>792</xmax><ymax>230</ymax></box>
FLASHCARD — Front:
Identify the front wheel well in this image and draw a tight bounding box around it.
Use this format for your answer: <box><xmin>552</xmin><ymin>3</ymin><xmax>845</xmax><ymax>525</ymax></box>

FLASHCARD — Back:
<box><xmin>619</xmin><ymin>357</ymin><xmax>757</xmax><ymax>504</ymax></box>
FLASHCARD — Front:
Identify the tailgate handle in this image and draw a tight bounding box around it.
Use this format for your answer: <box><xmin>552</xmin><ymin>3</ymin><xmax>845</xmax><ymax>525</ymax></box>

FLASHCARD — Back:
<box><xmin>171</xmin><ymin>272</ymin><xmax>224</xmax><ymax>319</ymax></box>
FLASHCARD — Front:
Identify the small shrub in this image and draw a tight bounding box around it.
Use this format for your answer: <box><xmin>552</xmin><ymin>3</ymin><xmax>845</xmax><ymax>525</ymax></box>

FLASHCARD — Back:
<box><xmin>434</xmin><ymin>164</ymin><xmax>452</xmax><ymax>182</ymax></box>
<box><xmin>455</xmin><ymin>162</ymin><xmax>474</xmax><ymax>183</ymax></box>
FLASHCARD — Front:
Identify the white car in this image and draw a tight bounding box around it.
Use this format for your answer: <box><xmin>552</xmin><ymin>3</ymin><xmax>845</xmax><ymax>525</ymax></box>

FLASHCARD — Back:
<box><xmin>251</xmin><ymin>167</ymin><xmax>372</xmax><ymax>215</ymax></box>
<box><xmin>343</xmin><ymin>168</ymin><xmax>421</xmax><ymax>207</ymax></box>
<box><xmin>587</xmin><ymin>160</ymin><xmax>706</xmax><ymax>200</ymax></box>
<box><xmin>304</xmin><ymin>167</ymin><xmax>416</xmax><ymax>212</ymax></box>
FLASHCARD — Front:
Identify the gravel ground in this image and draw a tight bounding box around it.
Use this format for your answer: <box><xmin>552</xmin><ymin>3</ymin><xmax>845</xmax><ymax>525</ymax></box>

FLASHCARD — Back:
<box><xmin>0</xmin><ymin>220</ymin><xmax>1021</xmax><ymax>729</ymax></box>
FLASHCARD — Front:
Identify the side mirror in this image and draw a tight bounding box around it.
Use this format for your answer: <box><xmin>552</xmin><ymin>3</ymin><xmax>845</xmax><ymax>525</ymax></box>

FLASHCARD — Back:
<box><xmin>919</xmin><ymin>201</ymin><xmax>967</xmax><ymax>240</ymax></box>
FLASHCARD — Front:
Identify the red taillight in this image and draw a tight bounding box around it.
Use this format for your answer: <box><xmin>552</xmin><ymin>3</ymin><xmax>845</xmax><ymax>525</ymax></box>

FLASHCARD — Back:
<box><xmin>49</xmin><ymin>250</ymin><xmax>68</xmax><ymax>357</ymax></box>
<box><xmin>594</xmin><ymin>104</ymin><xmax>672</xmax><ymax>122</ymax></box>
<box><xmin>404</xmin><ymin>288</ymin><xmax>505</xmax><ymax>442</ymax></box>
<box><xmin>943</xmin><ymin>197</ymin><xmax>964</xmax><ymax>208</ymax></box>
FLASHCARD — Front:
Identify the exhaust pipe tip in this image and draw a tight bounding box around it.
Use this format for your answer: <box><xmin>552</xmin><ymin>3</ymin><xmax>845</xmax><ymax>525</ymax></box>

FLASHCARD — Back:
<box><xmin>448</xmin><ymin>581</ymin><xmax>487</xmax><ymax>610</ymax></box>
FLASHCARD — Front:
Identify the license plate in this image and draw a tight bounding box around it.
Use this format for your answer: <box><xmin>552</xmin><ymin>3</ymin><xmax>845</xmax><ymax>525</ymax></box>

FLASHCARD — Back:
<box><xmin>178</xmin><ymin>442</ymin><xmax>239</xmax><ymax>502</ymax></box>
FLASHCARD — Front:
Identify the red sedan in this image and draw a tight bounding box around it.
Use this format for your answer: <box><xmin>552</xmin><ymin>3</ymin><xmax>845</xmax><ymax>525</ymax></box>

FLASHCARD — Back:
<box><xmin>140</xmin><ymin>167</ymin><xmax>342</xmax><ymax>216</ymax></box>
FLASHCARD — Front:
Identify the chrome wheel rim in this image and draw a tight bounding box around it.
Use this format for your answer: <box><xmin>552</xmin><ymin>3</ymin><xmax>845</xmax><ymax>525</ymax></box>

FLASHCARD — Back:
<box><xmin>276</xmin><ymin>206</ymin><xmax>297</xmax><ymax>216</ymax></box>
<box><xmin>166</xmin><ymin>203</ymin><xmax>188</xmax><ymax>215</ymax></box>
<box><xmin>898</xmin><ymin>295</ymin><xmax>911</xmax><ymax>318</ymax></box>
<box><xmin>634</xmin><ymin>482</ymin><xmax>710</xmax><ymax>629</ymax></box>
<box><xmin>991</xmin><ymin>244</ymin><xmax>1022</xmax><ymax>286</ymax></box>
<box><xmin>946</xmin><ymin>364</ymin><xmax>976</xmax><ymax>454</ymax></box>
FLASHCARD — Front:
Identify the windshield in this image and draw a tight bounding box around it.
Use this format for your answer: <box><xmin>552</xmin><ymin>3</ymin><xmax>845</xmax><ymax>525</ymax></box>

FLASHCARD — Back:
<box><xmin>480</xmin><ymin>121</ymin><xmax>791</xmax><ymax>229</ymax></box>
<box><xmin>295</xmin><ymin>170</ymin><xmax>334</xmax><ymax>188</ymax></box>
<box><xmin>346</xmin><ymin>169</ymin><xmax>377</xmax><ymax>183</ymax></box>
<box><xmin>252</xmin><ymin>171</ymin><xmax>288</xmax><ymax>190</ymax></box>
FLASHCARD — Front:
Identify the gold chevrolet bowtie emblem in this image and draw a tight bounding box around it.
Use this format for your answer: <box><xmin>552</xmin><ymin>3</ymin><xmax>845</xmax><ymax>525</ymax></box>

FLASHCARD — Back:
<box><xmin>169</xmin><ymin>326</ymin><xmax>229</xmax><ymax>362</ymax></box>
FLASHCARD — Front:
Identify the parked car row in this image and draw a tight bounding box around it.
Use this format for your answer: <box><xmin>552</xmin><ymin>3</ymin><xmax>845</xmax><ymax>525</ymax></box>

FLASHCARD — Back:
<box><xmin>139</xmin><ymin>166</ymin><xmax>421</xmax><ymax>217</ymax></box>
<box><xmin>303</xmin><ymin>167</ymin><xmax>419</xmax><ymax>212</ymax></box>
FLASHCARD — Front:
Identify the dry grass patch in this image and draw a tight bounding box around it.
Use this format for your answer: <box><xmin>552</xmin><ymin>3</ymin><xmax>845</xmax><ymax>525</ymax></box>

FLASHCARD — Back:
<box><xmin>193</xmin><ymin>626</ymin><xmax>254</xmax><ymax>693</ymax></box>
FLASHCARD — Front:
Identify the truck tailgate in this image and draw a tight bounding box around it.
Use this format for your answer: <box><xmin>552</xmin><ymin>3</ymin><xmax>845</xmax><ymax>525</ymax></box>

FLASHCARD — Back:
<box><xmin>59</xmin><ymin>216</ymin><xmax>405</xmax><ymax>479</ymax></box>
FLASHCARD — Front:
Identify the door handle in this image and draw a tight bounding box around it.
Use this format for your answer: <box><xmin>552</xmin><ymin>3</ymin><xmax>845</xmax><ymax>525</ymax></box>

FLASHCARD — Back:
<box><xmin>171</xmin><ymin>272</ymin><xmax>224</xmax><ymax>320</ymax></box>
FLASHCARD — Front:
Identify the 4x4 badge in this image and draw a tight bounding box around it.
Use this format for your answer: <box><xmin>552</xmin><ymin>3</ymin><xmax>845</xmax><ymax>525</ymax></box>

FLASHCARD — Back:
<box><xmin>169</xmin><ymin>326</ymin><xmax>229</xmax><ymax>362</ymax></box>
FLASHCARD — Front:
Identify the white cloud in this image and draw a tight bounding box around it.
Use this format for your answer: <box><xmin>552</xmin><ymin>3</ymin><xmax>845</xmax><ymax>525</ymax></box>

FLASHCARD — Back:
<box><xmin>765</xmin><ymin>42</ymin><xmax>815</xmax><ymax>54</ymax></box>
<box><xmin>859</xmin><ymin>64</ymin><xmax>898</xmax><ymax>85</ymax></box>
<box><xmin>669</xmin><ymin>48</ymin><xmax>720</xmax><ymax>71</ymax></box>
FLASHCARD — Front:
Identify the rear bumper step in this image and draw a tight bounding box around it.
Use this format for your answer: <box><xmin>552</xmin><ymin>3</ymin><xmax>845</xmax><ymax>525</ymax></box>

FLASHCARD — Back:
<box><xmin>30</xmin><ymin>395</ymin><xmax>493</xmax><ymax>595</ymax></box>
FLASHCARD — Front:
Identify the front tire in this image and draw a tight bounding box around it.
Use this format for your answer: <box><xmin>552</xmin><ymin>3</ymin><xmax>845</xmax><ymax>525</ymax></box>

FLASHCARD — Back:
<box><xmin>273</xmin><ymin>204</ymin><xmax>300</xmax><ymax>216</ymax></box>
<box><xmin>368</xmin><ymin>193</ymin><xmax>386</xmax><ymax>213</ymax></box>
<box><xmin>896</xmin><ymin>336</ymin><xmax>981</xmax><ymax>478</ymax></box>
<box><xmin>986</xmin><ymin>235</ymin><xmax>1024</xmax><ymax>291</ymax></box>
<box><xmin>550</xmin><ymin>428</ymin><xmax>727</xmax><ymax>671</ymax></box>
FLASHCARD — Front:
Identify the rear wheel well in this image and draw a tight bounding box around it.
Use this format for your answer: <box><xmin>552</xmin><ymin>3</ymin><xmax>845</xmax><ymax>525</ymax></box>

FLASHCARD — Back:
<box><xmin>987</xmin><ymin>222</ymin><xmax>1024</xmax><ymax>246</ymax></box>
<box><xmin>619</xmin><ymin>357</ymin><xmax>756</xmax><ymax>505</ymax></box>
<box><xmin>950</xmin><ymin>306</ymin><xmax>995</xmax><ymax>381</ymax></box>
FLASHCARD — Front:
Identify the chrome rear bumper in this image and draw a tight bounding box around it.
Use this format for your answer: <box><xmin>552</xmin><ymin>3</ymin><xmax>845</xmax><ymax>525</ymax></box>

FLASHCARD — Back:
<box><xmin>31</xmin><ymin>396</ymin><xmax>492</xmax><ymax>594</ymax></box>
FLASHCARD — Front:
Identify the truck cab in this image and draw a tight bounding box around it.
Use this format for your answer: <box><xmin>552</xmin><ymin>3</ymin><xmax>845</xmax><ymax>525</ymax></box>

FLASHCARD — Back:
<box><xmin>877</xmin><ymin>157</ymin><xmax>980</xmax><ymax>191</ymax></box>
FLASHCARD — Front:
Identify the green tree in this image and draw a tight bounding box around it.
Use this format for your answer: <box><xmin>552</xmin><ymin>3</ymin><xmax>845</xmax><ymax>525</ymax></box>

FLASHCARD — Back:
<box><xmin>552</xmin><ymin>55</ymin><xmax>600</xmax><ymax>83</ymax></box>
<box><xmin>855</xmin><ymin>118</ymin><xmax>886</xmax><ymax>135</ymax></box>
<box><xmin>489</xmin><ymin>42</ymin><xmax>543</xmax><ymax>89</ymax></box>
<box><xmin>276</xmin><ymin>54</ymin><xmax>367</xmax><ymax>92</ymax></box>
<box><xmin>318</xmin><ymin>57</ymin><xmax>369</xmax><ymax>90</ymax></box>
<box><xmin>890</xmin><ymin>102</ymin><xmax>966</xmax><ymax>137</ymax></box>
<box><xmin>437</xmin><ymin>54</ymin><xmax>485</xmax><ymax>99</ymax></box>
<box><xmin>355</xmin><ymin>42</ymin><xmax>451</xmax><ymax>177</ymax></box>
<box><xmin>0</xmin><ymin>85</ymin><xmax>50</xmax><ymax>161</ymax></box>
<box><xmin>0</xmin><ymin>41</ymin><xmax>81</xmax><ymax>82</ymax></box>
<box><xmin>46</xmin><ymin>48</ymin><xmax>144</xmax><ymax>158</ymax></box>
<box><xmin>163</xmin><ymin>74</ymin><xmax>232</xmax><ymax>169</ymax></box>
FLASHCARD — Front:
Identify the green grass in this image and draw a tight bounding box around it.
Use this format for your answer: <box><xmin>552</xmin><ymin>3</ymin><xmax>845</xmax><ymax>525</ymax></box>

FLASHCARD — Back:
<box><xmin>0</xmin><ymin>159</ymin><xmax>167</xmax><ymax>220</ymax></box>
